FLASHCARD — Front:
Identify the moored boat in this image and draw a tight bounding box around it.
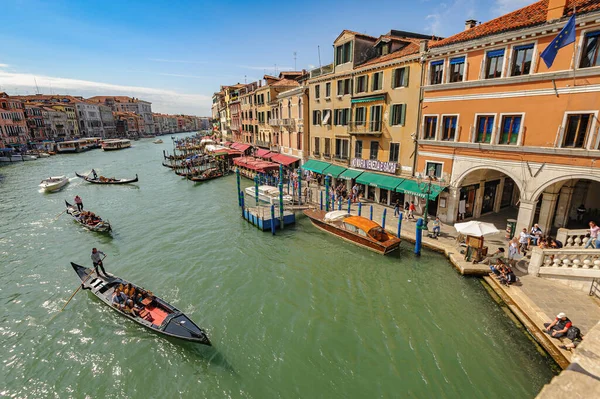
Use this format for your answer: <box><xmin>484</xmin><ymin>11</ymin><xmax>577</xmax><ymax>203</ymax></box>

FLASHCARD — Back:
<box><xmin>70</xmin><ymin>262</ymin><xmax>211</xmax><ymax>345</ymax></box>
<box><xmin>75</xmin><ymin>172</ymin><xmax>138</xmax><ymax>185</ymax></box>
<box><xmin>39</xmin><ymin>176</ymin><xmax>69</xmax><ymax>192</ymax></box>
<box><xmin>245</xmin><ymin>185</ymin><xmax>293</xmax><ymax>205</ymax></box>
<box><xmin>22</xmin><ymin>154</ymin><xmax>38</xmax><ymax>161</ymax></box>
<box><xmin>190</xmin><ymin>168</ymin><xmax>223</xmax><ymax>182</ymax></box>
<box><xmin>65</xmin><ymin>201</ymin><xmax>112</xmax><ymax>233</ymax></box>
<box><xmin>102</xmin><ymin>139</ymin><xmax>131</xmax><ymax>151</ymax></box>
<box><xmin>303</xmin><ymin>209</ymin><xmax>401</xmax><ymax>255</ymax></box>
<box><xmin>153</xmin><ymin>139</ymin><xmax>163</xmax><ymax>144</ymax></box>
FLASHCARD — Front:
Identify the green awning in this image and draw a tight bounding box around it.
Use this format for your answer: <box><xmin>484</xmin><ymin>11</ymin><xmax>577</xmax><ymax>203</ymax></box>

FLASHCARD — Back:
<box><xmin>323</xmin><ymin>164</ymin><xmax>346</xmax><ymax>178</ymax></box>
<box><xmin>351</xmin><ymin>95</ymin><xmax>385</xmax><ymax>104</ymax></box>
<box><xmin>396</xmin><ymin>180</ymin><xmax>445</xmax><ymax>199</ymax></box>
<box><xmin>301</xmin><ymin>159</ymin><xmax>332</xmax><ymax>174</ymax></box>
<box><xmin>338</xmin><ymin>168</ymin><xmax>364</xmax><ymax>180</ymax></box>
<box><xmin>356</xmin><ymin>172</ymin><xmax>404</xmax><ymax>191</ymax></box>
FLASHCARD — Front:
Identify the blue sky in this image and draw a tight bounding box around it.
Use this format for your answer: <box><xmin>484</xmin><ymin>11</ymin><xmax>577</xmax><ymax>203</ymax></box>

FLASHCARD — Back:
<box><xmin>0</xmin><ymin>0</ymin><xmax>531</xmax><ymax>116</ymax></box>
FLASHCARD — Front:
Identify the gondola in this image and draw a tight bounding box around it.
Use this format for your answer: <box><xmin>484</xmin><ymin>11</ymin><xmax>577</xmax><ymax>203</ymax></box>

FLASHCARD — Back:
<box><xmin>76</xmin><ymin>172</ymin><xmax>138</xmax><ymax>185</ymax></box>
<box><xmin>65</xmin><ymin>201</ymin><xmax>112</xmax><ymax>233</ymax></box>
<box><xmin>190</xmin><ymin>169</ymin><xmax>224</xmax><ymax>182</ymax></box>
<box><xmin>70</xmin><ymin>262</ymin><xmax>211</xmax><ymax>345</ymax></box>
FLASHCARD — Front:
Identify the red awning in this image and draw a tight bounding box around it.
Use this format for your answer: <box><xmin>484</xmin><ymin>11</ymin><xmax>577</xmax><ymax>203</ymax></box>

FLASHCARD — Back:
<box><xmin>255</xmin><ymin>148</ymin><xmax>273</xmax><ymax>158</ymax></box>
<box><xmin>271</xmin><ymin>153</ymin><xmax>300</xmax><ymax>166</ymax></box>
<box><xmin>233</xmin><ymin>157</ymin><xmax>279</xmax><ymax>172</ymax></box>
<box><xmin>233</xmin><ymin>143</ymin><xmax>251</xmax><ymax>152</ymax></box>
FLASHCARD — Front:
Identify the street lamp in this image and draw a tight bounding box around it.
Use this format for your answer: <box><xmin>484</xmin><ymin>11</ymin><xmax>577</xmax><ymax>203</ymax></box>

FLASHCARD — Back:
<box><xmin>416</xmin><ymin>166</ymin><xmax>446</xmax><ymax>230</ymax></box>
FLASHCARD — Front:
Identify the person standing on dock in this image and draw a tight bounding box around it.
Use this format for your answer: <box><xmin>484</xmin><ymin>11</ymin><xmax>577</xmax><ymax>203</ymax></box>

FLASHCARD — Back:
<box><xmin>91</xmin><ymin>248</ymin><xmax>108</xmax><ymax>278</ymax></box>
<box><xmin>74</xmin><ymin>195</ymin><xmax>83</xmax><ymax>212</ymax></box>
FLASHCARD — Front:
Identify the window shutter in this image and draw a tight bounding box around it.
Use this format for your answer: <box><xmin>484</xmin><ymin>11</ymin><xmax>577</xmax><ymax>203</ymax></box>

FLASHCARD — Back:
<box><xmin>389</xmin><ymin>105</ymin><xmax>395</xmax><ymax>126</ymax></box>
<box><xmin>400</xmin><ymin>104</ymin><xmax>406</xmax><ymax>126</ymax></box>
<box><xmin>403</xmin><ymin>67</ymin><xmax>410</xmax><ymax>87</ymax></box>
<box><xmin>365</xmin><ymin>76</ymin><xmax>369</xmax><ymax>92</ymax></box>
<box><xmin>391</xmin><ymin>69</ymin><xmax>396</xmax><ymax>88</ymax></box>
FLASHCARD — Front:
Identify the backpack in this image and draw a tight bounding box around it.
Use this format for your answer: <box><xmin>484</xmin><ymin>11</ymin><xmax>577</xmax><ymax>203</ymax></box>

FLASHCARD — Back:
<box><xmin>566</xmin><ymin>326</ymin><xmax>581</xmax><ymax>341</ymax></box>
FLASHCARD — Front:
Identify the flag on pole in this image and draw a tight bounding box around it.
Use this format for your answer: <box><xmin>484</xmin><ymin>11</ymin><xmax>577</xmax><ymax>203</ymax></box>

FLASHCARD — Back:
<box><xmin>540</xmin><ymin>14</ymin><xmax>576</xmax><ymax>68</ymax></box>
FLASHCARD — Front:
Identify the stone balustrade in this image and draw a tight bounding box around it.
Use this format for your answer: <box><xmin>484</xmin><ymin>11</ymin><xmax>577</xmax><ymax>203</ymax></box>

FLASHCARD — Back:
<box><xmin>528</xmin><ymin>246</ymin><xmax>600</xmax><ymax>293</ymax></box>
<box><xmin>556</xmin><ymin>228</ymin><xmax>590</xmax><ymax>248</ymax></box>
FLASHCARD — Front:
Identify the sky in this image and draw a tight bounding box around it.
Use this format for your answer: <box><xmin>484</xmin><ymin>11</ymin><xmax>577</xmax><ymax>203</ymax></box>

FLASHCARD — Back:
<box><xmin>0</xmin><ymin>0</ymin><xmax>533</xmax><ymax>116</ymax></box>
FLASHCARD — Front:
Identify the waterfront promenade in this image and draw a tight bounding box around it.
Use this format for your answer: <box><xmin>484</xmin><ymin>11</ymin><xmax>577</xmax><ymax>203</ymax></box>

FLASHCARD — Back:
<box><xmin>303</xmin><ymin>183</ymin><xmax>600</xmax><ymax>372</ymax></box>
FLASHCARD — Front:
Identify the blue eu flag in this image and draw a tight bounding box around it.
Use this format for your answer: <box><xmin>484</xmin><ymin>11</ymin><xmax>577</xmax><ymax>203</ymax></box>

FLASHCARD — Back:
<box><xmin>541</xmin><ymin>15</ymin><xmax>576</xmax><ymax>68</ymax></box>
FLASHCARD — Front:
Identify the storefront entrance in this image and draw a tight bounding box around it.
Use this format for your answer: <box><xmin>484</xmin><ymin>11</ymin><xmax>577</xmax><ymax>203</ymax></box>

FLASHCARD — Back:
<box><xmin>459</xmin><ymin>184</ymin><xmax>478</xmax><ymax>220</ymax></box>
<box><xmin>481</xmin><ymin>180</ymin><xmax>500</xmax><ymax>214</ymax></box>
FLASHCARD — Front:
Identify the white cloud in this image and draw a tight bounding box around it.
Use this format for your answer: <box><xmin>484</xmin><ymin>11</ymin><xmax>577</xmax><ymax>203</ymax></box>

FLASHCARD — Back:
<box><xmin>0</xmin><ymin>70</ymin><xmax>211</xmax><ymax>116</ymax></box>
<box><xmin>493</xmin><ymin>0</ymin><xmax>531</xmax><ymax>15</ymax></box>
<box><xmin>0</xmin><ymin>64</ymin><xmax>9</xmax><ymax>68</ymax></box>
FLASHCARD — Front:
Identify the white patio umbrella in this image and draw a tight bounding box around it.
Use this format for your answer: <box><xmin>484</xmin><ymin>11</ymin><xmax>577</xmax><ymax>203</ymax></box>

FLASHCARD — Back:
<box><xmin>453</xmin><ymin>221</ymin><xmax>499</xmax><ymax>237</ymax></box>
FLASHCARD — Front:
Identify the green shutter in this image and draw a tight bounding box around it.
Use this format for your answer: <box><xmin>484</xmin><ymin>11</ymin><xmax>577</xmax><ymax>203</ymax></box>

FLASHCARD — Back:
<box><xmin>403</xmin><ymin>67</ymin><xmax>410</xmax><ymax>87</ymax></box>
<box><xmin>389</xmin><ymin>105</ymin><xmax>395</xmax><ymax>126</ymax></box>
<box><xmin>365</xmin><ymin>76</ymin><xmax>369</xmax><ymax>92</ymax></box>
<box><xmin>391</xmin><ymin>69</ymin><xmax>396</xmax><ymax>88</ymax></box>
<box><xmin>400</xmin><ymin>104</ymin><xmax>406</xmax><ymax>126</ymax></box>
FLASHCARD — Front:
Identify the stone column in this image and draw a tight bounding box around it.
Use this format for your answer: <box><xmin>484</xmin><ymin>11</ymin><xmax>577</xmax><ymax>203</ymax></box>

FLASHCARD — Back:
<box><xmin>493</xmin><ymin>177</ymin><xmax>506</xmax><ymax>213</ymax></box>
<box><xmin>473</xmin><ymin>180</ymin><xmax>486</xmax><ymax>218</ymax></box>
<box><xmin>537</xmin><ymin>191</ymin><xmax>559</xmax><ymax>233</ymax></box>
<box><xmin>442</xmin><ymin>187</ymin><xmax>460</xmax><ymax>224</ymax></box>
<box><xmin>553</xmin><ymin>185</ymin><xmax>574</xmax><ymax>228</ymax></box>
<box><xmin>516</xmin><ymin>199</ymin><xmax>538</xmax><ymax>233</ymax></box>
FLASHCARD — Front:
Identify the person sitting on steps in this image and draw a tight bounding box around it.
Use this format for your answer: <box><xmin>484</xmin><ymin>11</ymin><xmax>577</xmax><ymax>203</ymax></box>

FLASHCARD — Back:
<box><xmin>544</xmin><ymin>312</ymin><xmax>572</xmax><ymax>339</ymax></box>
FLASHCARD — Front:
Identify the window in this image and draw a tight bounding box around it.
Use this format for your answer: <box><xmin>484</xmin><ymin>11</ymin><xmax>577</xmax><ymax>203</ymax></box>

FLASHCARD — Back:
<box><xmin>430</xmin><ymin>60</ymin><xmax>444</xmax><ymax>85</ymax></box>
<box><xmin>369</xmin><ymin>141</ymin><xmax>379</xmax><ymax>160</ymax></box>
<box><xmin>511</xmin><ymin>44</ymin><xmax>534</xmax><ymax>76</ymax></box>
<box><xmin>322</xmin><ymin>109</ymin><xmax>332</xmax><ymax>125</ymax></box>
<box><xmin>337</xmin><ymin>79</ymin><xmax>351</xmax><ymax>96</ymax></box>
<box><xmin>324</xmin><ymin>138</ymin><xmax>331</xmax><ymax>156</ymax></box>
<box><xmin>315</xmin><ymin>85</ymin><xmax>320</xmax><ymax>99</ymax></box>
<box><xmin>389</xmin><ymin>143</ymin><xmax>400</xmax><ymax>162</ymax></box>
<box><xmin>355</xmin><ymin>140</ymin><xmax>363</xmax><ymax>158</ymax></box>
<box><xmin>448</xmin><ymin>57</ymin><xmax>465</xmax><ymax>82</ymax></box>
<box><xmin>314</xmin><ymin>137</ymin><xmax>320</xmax><ymax>154</ymax></box>
<box><xmin>580</xmin><ymin>31</ymin><xmax>600</xmax><ymax>68</ymax></box>
<box><xmin>355</xmin><ymin>107</ymin><xmax>365</xmax><ymax>125</ymax></box>
<box><xmin>371</xmin><ymin>72</ymin><xmax>383</xmax><ymax>91</ymax></box>
<box><xmin>441</xmin><ymin>116</ymin><xmax>457</xmax><ymax>141</ymax></box>
<box><xmin>475</xmin><ymin>115</ymin><xmax>495</xmax><ymax>143</ymax></box>
<box><xmin>392</xmin><ymin>67</ymin><xmax>409</xmax><ymax>88</ymax></box>
<box><xmin>325</xmin><ymin>82</ymin><xmax>331</xmax><ymax>98</ymax></box>
<box><xmin>335</xmin><ymin>138</ymin><xmax>349</xmax><ymax>159</ymax></box>
<box><xmin>334</xmin><ymin>109</ymin><xmax>350</xmax><ymax>126</ymax></box>
<box><xmin>369</xmin><ymin>105</ymin><xmax>382</xmax><ymax>132</ymax></box>
<box><xmin>312</xmin><ymin>110</ymin><xmax>322</xmax><ymax>125</ymax></box>
<box><xmin>356</xmin><ymin>76</ymin><xmax>368</xmax><ymax>93</ymax></box>
<box><xmin>485</xmin><ymin>49</ymin><xmax>505</xmax><ymax>79</ymax></box>
<box><xmin>335</xmin><ymin>41</ymin><xmax>353</xmax><ymax>65</ymax></box>
<box><xmin>423</xmin><ymin>116</ymin><xmax>437</xmax><ymax>140</ymax></box>
<box><xmin>563</xmin><ymin>114</ymin><xmax>592</xmax><ymax>148</ymax></box>
<box><xmin>425</xmin><ymin>162</ymin><xmax>443</xmax><ymax>178</ymax></box>
<box><xmin>499</xmin><ymin>115</ymin><xmax>522</xmax><ymax>145</ymax></box>
<box><xmin>390</xmin><ymin>104</ymin><xmax>406</xmax><ymax>126</ymax></box>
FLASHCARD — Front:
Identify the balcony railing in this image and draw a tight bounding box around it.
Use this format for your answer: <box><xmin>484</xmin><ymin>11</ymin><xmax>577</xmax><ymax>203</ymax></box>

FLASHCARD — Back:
<box><xmin>281</xmin><ymin>119</ymin><xmax>295</xmax><ymax>128</ymax></box>
<box><xmin>269</xmin><ymin>118</ymin><xmax>280</xmax><ymax>126</ymax></box>
<box><xmin>255</xmin><ymin>140</ymin><xmax>271</xmax><ymax>148</ymax></box>
<box><xmin>309</xmin><ymin>63</ymin><xmax>334</xmax><ymax>79</ymax></box>
<box><xmin>347</xmin><ymin>121</ymin><xmax>384</xmax><ymax>135</ymax></box>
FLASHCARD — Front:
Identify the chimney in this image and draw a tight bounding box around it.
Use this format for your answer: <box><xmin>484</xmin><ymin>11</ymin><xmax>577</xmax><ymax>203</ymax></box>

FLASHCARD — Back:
<box><xmin>419</xmin><ymin>39</ymin><xmax>429</xmax><ymax>53</ymax></box>
<box><xmin>547</xmin><ymin>0</ymin><xmax>567</xmax><ymax>22</ymax></box>
<box><xmin>464</xmin><ymin>19</ymin><xmax>477</xmax><ymax>31</ymax></box>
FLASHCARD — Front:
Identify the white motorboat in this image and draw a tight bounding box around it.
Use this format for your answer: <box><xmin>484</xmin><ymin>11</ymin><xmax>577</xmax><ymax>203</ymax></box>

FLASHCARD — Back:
<box><xmin>245</xmin><ymin>185</ymin><xmax>293</xmax><ymax>205</ymax></box>
<box><xmin>22</xmin><ymin>154</ymin><xmax>38</xmax><ymax>161</ymax></box>
<box><xmin>153</xmin><ymin>139</ymin><xmax>163</xmax><ymax>144</ymax></box>
<box><xmin>37</xmin><ymin>152</ymin><xmax>50</xmax><ymax>158</ymax></box>
<box><xmin>10</xmin><ymin>154</ymin><xmax>23</xmax><ymax>161</ymax></box>
<box><xmin>39</xmin><ymin>176</ymin><xmax>70</xmax><ymax>192</ymax></box>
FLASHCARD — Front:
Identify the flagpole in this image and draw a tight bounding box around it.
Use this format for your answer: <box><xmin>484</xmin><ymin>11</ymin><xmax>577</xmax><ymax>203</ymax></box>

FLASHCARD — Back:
<box><xmin>572</xmin><ymin>6</ymin><xmax>577</xmax><ymax>88</ymax></box>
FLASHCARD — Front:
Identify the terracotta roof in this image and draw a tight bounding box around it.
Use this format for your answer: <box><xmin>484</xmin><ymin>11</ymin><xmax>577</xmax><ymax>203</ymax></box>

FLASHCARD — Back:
<box><xmin>334</xmin><ymin>29</ymin><xmax>378</xmax><ymax>43</ymax></box>
<box><xmin>271</xmin><ymin>78</ymin><xmax>300</xmax><ymax>87</ymax></box>
<box><xmin>359</xmin><ymin>42</ymin><xmax>421</xmax><ymax>67</ymax></box>
<box><xmin>430</xmin><ymin>0</ymin><xmax>600</xmax><ymax>48</ymax></box>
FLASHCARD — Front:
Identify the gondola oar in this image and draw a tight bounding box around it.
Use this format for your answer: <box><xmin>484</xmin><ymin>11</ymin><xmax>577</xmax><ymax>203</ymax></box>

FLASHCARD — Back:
<box><xmin>53</xmin><ymin>209</ymin><xmax>67</xmax><ymax>221</ymax></box>
<box><xmin>52</xmin><ymin>255</ymin><xmax>107</xmax><ymax>319</ymax></box>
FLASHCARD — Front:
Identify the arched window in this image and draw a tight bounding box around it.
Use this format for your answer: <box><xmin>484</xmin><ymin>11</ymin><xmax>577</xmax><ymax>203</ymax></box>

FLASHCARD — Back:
<box><xmin>298</xmin><ymin>97</ymin><xmax>303</xmax><ymax>120</ymax></box>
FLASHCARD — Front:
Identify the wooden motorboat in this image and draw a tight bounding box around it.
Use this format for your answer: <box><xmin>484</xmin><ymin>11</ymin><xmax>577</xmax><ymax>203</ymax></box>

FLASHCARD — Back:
<box><xmin>153</xmin><ymin>139</ymin><xmax>163</xmax><ymax>144</ymax></box>
<box><xmin>39</xmin><ymin>176</ymin><xmax>69</xmax><ymax>192</ymax></box>
<box><xmin>76</xmin><ymin>172</ymin><xmax>138</xmax><ymax>185</ymax></box>
<box><xmin>303</xmin><ymin>209</ymin><xmax>401</xmax><ymax>255</ymax></box>
<box><xmin>101</xmin><ymin>139</ymin><xmax>131</xmax><ymax>151</ymax></box>
<box><xmin>190</xmin><ymin>168</ymin><xmax>223</xmax><ymax>182</ymax></box>
<box><xmin>70</xmin><ymin>262</ymin><xmax>211</xmax><ymax>345</ymax></box>
<box><xmin>245</xmin><ymin>185</ymin><xmax>293</xmax><ymax>205</ymax></box>
<box><xmin>65</xmin><ymin>201</ymin><xmax>112</xmax><ymax>233</ymax></box>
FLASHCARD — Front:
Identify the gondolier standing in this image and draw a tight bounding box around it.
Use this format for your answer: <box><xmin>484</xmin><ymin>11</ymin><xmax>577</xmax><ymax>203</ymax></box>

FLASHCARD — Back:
<box><xmin>91</xmin><ymin>248</ymin><xmax>108</xmax><ymax>278</ymax></box>
<box><xmin>74</xmin><ymin>195</ymin><xmax>83</xmax><ymax>212</ymax></box>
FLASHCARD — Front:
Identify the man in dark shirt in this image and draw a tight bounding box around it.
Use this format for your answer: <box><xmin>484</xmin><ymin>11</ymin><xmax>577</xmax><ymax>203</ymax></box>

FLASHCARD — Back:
<box><xmin>544</xmin><ymin>312</ymin><xmax>572</xmax><ymax>338</ymax></box>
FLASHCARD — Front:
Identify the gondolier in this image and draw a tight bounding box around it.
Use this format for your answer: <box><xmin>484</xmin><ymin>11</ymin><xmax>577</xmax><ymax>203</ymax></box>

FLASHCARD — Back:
<box><xmin>91</xmin><ymin>169</ymin><xmax>98</xmax><ymax>180</ymax></box>
<box><xmin>74</xmin><ymin>195</ymin><xmax>83</xmax><ymax>212</ymax></box>
<box><xmin>91</xmin><ymin>248</ymin><xmax>108</xmax><ymax>278</ymax></box>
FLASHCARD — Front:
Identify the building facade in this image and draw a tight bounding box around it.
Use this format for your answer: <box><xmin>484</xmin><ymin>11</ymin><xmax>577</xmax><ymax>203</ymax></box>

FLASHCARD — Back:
<box><xmin>276</xmin><ymin>84</ymin><xmax>309</xmax><ymax>162</ymax></box>
<box><xmin>41</xmin><ymin>106</ymin><xmax>70</xmax><ymax>140</ymax></box>
<box><xmin>98</xmin><ymin>104</ymin><xmax>116</xmax><ymax>138</ymax></box>
<box><xmin>75</xmin><ymin>101</ymin><xmax>104</xmax><ymax>137</ymax></box>
<box><xmin>0</xmin><ymin>93</ymin><xmax>28</xmax><ymax>147</ymax></box>
<box><xmin>87</xmin><ymin>96</ymin><xmax>154</xmax><ymax>135</ymax></box>
<box><xmin>24</xmin><ymin>104</ymin><xmax>46</xmax><ymax>142</ymax></box>
<box><xmin>418</xmin><ymin>0</ymin><xmax>600</xmax><ymax>233</ymax></box>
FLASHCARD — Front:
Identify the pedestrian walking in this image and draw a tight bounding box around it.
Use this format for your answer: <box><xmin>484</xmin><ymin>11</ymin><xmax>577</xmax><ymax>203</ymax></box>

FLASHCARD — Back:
<box><xmin>408</xmin><ymin>201</ymin><xmax>416</xmax><ymax>220</ymax></box>
<box><xmin>91</xmin><ymin>248</ymin><xmax>108</xmax><ymax>278</ymax></box>
<box><xmin>393</xmin><ymin>200</ymin><xmax>400</xmax><ymax>217</ymax></box>
<box><xmin>74</xmin><ymin>195</ymin><xmax>83</xmax><ymax>212</ymax></box>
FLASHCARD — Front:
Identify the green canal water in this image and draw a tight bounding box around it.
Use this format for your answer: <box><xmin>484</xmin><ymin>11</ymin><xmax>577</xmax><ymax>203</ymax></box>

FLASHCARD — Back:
<box><xmin>0</xmin><ymin>135</ymin><xmax>554</xmax><ymax>398</ymax></box>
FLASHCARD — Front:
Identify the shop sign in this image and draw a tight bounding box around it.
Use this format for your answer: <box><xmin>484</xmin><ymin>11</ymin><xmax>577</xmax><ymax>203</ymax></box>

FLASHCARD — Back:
<box><xmin>351</xmin><ymin>158</ymin><xmax>397</xmax><ymax>174</ymax></box>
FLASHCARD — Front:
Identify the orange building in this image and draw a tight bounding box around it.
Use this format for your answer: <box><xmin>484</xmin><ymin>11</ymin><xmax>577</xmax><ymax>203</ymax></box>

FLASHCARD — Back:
<box><xmin>417</xmin><ymin>0</ymin><xmax>600</xmax><ymax>233</ymax></box>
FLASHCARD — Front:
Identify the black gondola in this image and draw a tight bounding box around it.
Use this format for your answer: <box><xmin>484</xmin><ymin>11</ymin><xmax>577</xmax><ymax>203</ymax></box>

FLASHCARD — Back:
<box><xmin>70</xmin><ymin>262</ymin><xmax>211</xmax><ymax>345</ymax></box>
<box><xmin>65</xmin><ymin>201</ymin><xmax>112</xmax><ymax>233</ymax></box>
<box><xmin>76</xmin><ymin>172</ymin><xmax>138</xmax><ymax>184</ymax></box>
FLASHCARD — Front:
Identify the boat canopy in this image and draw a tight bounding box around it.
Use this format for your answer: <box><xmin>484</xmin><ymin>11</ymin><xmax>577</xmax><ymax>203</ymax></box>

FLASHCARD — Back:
<box><xmin>324</xmin><ymin>210</ymin><xmax>350</xmax><ymax>222</ymax></box>
<box><xmin>343</xmin><ymin>216</ymin><xmax>381</xmax><ymax>232</ymax></box>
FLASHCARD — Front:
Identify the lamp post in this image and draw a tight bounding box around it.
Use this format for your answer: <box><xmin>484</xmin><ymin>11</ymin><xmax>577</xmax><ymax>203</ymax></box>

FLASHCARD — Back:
<box><xmin>416</xmin><ymin>166</ymin><xmax>446</xmax><ymax>230</ymax></box>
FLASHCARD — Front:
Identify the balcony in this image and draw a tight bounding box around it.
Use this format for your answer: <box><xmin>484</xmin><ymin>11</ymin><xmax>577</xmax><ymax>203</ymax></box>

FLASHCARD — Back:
<box><xmin>310</xmin><ymin>63</ymin><xmax>334</xmax><ymax>79</ymax></box>
<box><xmin>281</xmin><ymin>119</ymin><xmax>295</xmax><ymax>128</ymax></box>
<box><xmin>255</xmin><ymin>140</ymin><xmax>271</xmax><ymax>148</ymax></box>
<box><xmin>269</xmin><ymin>118</ymin><xmax>280</xmax><ymax>126</ymax></box>
<box><xmin>347</xmin><ymin>121</ymin><xmax>384</xmax><ymax>136</ymax></box>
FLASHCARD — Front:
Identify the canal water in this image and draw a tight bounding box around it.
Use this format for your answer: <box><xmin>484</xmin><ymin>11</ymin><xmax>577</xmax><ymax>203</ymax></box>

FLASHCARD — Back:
<box><xmin>0</xmin><ymin>135</ymin><xmax>554</xmax><ymax>398</ymax></box>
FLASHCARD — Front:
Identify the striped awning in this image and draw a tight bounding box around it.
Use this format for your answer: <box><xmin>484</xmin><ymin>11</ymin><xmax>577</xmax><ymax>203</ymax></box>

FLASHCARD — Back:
<box><xmin>351</xmin><ymin>95</ymin><xmax>385</xmax><ymax>104</ymax></box>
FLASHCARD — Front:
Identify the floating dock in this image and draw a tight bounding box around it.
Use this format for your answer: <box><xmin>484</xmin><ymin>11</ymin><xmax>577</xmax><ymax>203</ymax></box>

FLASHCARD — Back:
<box><xmin>243</xmin><ymin>206</ymin><xmax>295</xmax><ymax>231</ymax></box>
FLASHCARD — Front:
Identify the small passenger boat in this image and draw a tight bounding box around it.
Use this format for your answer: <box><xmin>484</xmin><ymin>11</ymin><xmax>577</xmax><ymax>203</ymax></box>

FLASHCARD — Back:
<box><xmin>153</xmin><ymin>139</ymin><xmax>163</xmax><ymax>144</ymax></box>
<box><xmin>101</xmin><ymin>139</ymin><xmax>131</xmax><ymax>151</ymax></box>
<box><xmin>245</xmin><ymin>185</ymin><xmax>293</xmax><ymax>205</ymax></box>
<box><xmin>75</xmin><ymin>172</ymin><xmax>138</xmax><ymax>185</ymax></box>
<box><xmin>39</xmin><ymin>176</ymin><xmax>69</xmax><ymax>192</ymax></box>
<box><xmin>70</xmin><ymin>262</ymin><xmax>211</xmax><ymax>345</ymax></box>
<box><xmin>65</xmin><ymin>201</ymin><xmax>112</xmax><ymax>233</ymax></box>
<box><xmin>190</xmin><ymin>168</ymin><xmax>223</xmax><ymax>182</ymax></box>
<box><xmin>303</xmin><ymin>209</ymin><xmax>401</xmax><ymax>255</ymax></box>
<box><xmin>22</xmin><ymin>154</ymin><xmax>38</xmax><ymax>161</ymax></box>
